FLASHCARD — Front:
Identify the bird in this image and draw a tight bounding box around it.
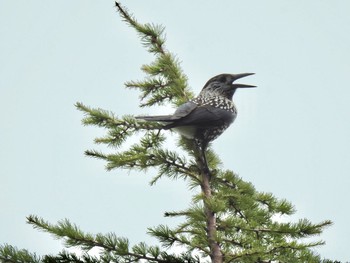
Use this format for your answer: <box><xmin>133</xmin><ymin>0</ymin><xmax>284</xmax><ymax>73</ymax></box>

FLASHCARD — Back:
<box><xmin>136</xmin><ymin>73</ymin><xmax>256</xmax><ymax>162</ymax></box>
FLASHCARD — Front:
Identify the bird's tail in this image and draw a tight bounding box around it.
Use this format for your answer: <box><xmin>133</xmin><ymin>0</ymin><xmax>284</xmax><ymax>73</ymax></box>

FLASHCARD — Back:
<box><xmin>135</xmin><ymin>115</ymin><xmax>174</xmax><ymax>122</ymax></box>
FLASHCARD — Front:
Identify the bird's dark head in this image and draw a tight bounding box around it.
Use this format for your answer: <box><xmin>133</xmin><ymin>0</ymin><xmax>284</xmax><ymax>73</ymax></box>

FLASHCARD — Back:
<box><xmin>201</xmin><ymin>73</ymin><xmax>256</xmax><ymax>100</ymax></box>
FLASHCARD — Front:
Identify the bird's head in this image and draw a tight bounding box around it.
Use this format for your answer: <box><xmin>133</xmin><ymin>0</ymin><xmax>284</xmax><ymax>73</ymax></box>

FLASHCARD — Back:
<box><xmin>200</xmin><ymin>73</ymin><xmax>256</xmax><ymax>100</ymax></box>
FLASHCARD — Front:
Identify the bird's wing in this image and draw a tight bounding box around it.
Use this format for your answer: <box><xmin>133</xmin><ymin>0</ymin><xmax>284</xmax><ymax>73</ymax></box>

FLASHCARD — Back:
<box><xmin>166</xmin><ymin>104</ymin><xmax>236</xmax><ymax>128</ymax></box>
<box><xmin>136</xmin><ymin>101</ymin><xmax>235</xmax><ymax>128</ymax></box>
<box><xmin>172</xmin><ymin>101</ymin><xmax>198</xmax><ymax>119</ymax></box>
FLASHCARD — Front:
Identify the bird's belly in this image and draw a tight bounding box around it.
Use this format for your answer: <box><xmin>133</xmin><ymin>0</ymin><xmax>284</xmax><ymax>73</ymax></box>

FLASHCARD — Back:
<box><xmin>172</xmin><ymin>126</ymin><xmax>196</xmax><ymax>139</ymax></box>
<box><xmin>172</xmin><ymin>123</ymin><xmax>230</xmax><ymax>142</ymax></box>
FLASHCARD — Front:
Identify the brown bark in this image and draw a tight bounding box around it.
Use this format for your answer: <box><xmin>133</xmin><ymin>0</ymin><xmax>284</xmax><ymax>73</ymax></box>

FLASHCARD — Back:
<box><xmin>197</xmin><ymin>151</ymin><xmax>223</xmax><ymax>263</ymax></box>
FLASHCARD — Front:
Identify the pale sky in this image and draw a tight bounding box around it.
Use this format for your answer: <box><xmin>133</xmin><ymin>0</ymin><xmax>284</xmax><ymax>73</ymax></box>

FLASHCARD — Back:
<box><xmin>1</xmin><ymin>1</ymin><xmax>350</xmax><ymax>261</ymax></box>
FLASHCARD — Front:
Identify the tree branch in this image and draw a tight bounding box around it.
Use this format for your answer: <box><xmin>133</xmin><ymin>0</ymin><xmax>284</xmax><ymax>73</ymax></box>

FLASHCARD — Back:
<box><xmin>115</xmin><ymin>1</ymin><xmax>166</xmax><ymax>55</ymax></box>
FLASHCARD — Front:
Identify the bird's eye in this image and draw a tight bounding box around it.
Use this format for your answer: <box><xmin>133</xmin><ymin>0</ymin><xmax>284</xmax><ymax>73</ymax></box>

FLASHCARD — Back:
<box><xmin>219</xmin><ymin>75</ymin><xmax>227</xmax><ymax>82</ymax></box>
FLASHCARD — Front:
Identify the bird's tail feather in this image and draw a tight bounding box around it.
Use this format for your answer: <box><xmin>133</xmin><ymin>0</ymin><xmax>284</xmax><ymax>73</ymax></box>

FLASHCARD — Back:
<box><xmin>135</xmin><ymin>115</ymin><xmax>174</xmax><ymax>122</ymax></box>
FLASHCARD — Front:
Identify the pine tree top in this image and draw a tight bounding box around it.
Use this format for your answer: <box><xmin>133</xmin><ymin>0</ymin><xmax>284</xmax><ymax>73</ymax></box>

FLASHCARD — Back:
<box><xmin>0</xmin><ymin>2</ymin><xmax>335</xmax><ymax>263</ymax></box>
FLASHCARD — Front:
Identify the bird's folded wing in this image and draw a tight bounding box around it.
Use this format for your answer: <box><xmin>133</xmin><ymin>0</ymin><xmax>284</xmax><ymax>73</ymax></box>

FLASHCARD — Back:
<box><xmin>135</xmin><ymin>101</ymin><xmax>235</xmax><ymax>128</ymax></box>
<box><xmin>170</xmin><ymin>105</ymin><xmax>234</xmax><ymax>127</ymax></box>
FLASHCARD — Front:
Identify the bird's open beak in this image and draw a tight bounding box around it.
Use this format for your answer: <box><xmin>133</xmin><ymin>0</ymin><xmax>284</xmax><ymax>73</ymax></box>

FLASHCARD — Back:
<box><xmin>231</xmin><ymin>73</ymin><xmax>256</xmax><ymax>88</ymax></box>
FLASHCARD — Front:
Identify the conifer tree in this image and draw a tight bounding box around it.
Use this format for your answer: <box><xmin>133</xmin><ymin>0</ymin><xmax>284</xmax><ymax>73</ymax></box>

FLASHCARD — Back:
<box><xmin>1</xmin><ymin>2</ymin><xmax>336</xmax><ymax>263</ymax></box>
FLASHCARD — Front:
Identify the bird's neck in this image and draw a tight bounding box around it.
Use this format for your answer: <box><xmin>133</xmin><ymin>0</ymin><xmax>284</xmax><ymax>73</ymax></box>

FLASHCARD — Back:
<box><xmin>199</xmin><ymin>89</ymin><xmax>233</xmax><ymax>100</ymax></box>
<box><xmin>192</xmin><ymin>94</ymin><xmax>235</xmax><ymax>111</ymax></box>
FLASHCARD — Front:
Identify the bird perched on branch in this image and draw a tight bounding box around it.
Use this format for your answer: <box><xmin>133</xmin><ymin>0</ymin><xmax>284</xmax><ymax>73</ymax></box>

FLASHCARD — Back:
<box><xmin>136</xmin><ymin>73</ymin><xmax>256</xmax><ymax>158</ymax></box>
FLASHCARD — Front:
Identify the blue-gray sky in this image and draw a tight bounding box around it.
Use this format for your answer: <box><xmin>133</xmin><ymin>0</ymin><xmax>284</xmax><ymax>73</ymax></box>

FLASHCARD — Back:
<box><xmin>1</xmin><ymin>1</ymin><xmax>349</xmax><ymax>261</ymax></box>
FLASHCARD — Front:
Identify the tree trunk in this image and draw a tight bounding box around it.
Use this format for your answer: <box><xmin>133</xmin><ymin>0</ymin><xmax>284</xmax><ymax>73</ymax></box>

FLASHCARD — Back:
<box><xmin>197</xmin><ymin>150</ymin><xmax>223</xmax><ymax>263</ymax></box>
